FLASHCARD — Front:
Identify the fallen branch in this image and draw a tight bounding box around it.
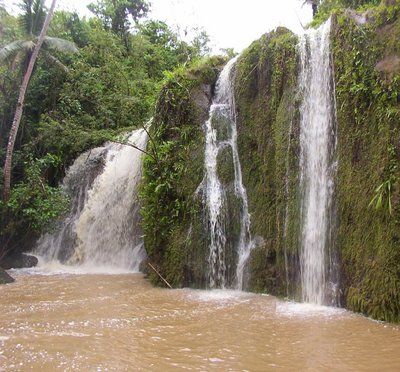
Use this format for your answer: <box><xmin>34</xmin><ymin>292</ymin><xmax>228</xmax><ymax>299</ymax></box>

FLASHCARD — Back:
<box><xmin>110</xmin><ymin>139</ymin><xmax>159</xmax><ymax>165</ymax></box>
<box><xmin>147</xmin><ymin>262</ymin><xmax>172</xmax><ymax>289</ymax></box>
<box><xmin>140</xmin><ymin>119</ymin><xmax>160</xmax><ymax>165</ymax></box>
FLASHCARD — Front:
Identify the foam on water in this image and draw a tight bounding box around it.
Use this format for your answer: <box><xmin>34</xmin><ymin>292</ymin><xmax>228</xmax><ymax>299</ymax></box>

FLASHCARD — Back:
<box><xmin>11</xmin><ymin>256</ymin><xmax>135</xmax><ymax>276</ymax></box>
<box><xmin>186</xmin><ymin>288</ymin><xmax>253</xmax><ymax>303</ymax></box>
<box><xmin>276</xmin><ymin>301</ymin><xmax>345</xmax><ymax>318</ymax></box>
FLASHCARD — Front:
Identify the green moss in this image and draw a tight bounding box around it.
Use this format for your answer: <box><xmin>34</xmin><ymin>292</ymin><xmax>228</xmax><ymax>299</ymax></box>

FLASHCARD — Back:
<box><xmin>236</xmin><ymin>9</ymin><xmax>400</xmax><ymax>321</ymax></box>
<box><xmin>235</xmin><ymin>27</ymin><xmax>300</xmax><ymax>297</ymax></box>
<box><xmin>217</xmin><ymin>146</ymin><xmax>235</xmax><ymax>185</ymax></box>
<box><xmin>214</xmin><ymin>111</ymin><xmax>232</xmax><ymax>142</ymax></box>
<box><xmin>223</xmin><ymin>189</ymin><xmax>242</xmax><ymax>283</ymax></box>
<box><xmin>310</xmin><ymin>0</ymin><xmax>383</xmax><ymax>28</ymax></box>
<box><xmin>332</xmin><ymin>9</ymin><xmax>400</xmax><ymax>321</ymax></box>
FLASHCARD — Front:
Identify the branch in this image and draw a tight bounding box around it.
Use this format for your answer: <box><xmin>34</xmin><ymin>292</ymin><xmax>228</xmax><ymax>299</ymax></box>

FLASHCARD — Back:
<box><xmin>148</xmin><ymin>262</ymin><xmax>172</xmax><ymax>289</ymax></box>
<box><xmin>110</xmin><ymin>139</ymin><xmax>160</xmax><ymax>166</ymax></box>
<box><xmin>139</xmin><ymin>119</ymin><xmax>160</xmax><ymax>165</ymax></box>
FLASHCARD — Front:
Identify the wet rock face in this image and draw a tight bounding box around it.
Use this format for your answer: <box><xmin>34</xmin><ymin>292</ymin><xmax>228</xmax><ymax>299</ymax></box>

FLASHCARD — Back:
<box><xmin>332</xmin><ymin>8</ymin><xmax>400</xmax><ymax>321</ymax></box>
<box><xmin>234</xmin><ymin>27</ymin><xmax>300</xmax><ymax>296</ymax></box>
<box><xmin>0</xmin><ymin>267</ymin><xmax>15</xmax><ymax>284</ymax></box>
<box><xmin>191</xmin><ymin>84</ymin><xmax>213</xmax><ymax>123</ymax></box>
<box><xmin>0</xmin><ymin>253</ymin><xmax>38</xmax><ymax>270</ymax></box>
<box><xmin>217</xmin><ymin>145</ymin><xmax>235</xmax><ymax>185</ymax></box>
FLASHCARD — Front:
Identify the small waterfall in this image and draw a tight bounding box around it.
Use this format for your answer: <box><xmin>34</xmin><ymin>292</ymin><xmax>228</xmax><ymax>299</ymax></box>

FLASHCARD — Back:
<box><xmin>36</xmin><ymin>129</ymin><xmax>148</xmax><ymax>272</ymax></box>
<box><xmin>298</xmin><ymin>19</ymin><xmax>338</xmax><ymax>305</ymax></box>
<box><xmin>283</xmin><ymin>118</ymin><xmax>294</xmax><ymax>298</ymax></box>
<box><xmin>203</xmin><ymin>58</ymin><xmax>252</xmax><ymax>290</ymax></box>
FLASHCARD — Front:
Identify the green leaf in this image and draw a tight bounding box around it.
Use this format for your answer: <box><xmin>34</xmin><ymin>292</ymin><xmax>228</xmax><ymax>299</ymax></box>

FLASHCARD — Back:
<box><xmin>0</xmin><ymin>40</ymin><xmax>34</xmax><ymax>62</ymax></box>
<box><xmin>43</xmin><ymin>37</ymin><xmax>78</xmax><ymax>54</ymax></box>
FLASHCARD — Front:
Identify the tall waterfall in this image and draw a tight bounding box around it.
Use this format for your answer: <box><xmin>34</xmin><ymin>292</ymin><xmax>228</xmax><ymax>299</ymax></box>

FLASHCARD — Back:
<box><xmin>36</xmin><ymin>129</ymin><xmax>148</xmax><ymax>272</ymax></box>
<box><xmin>203</xmin><ymin>58</ymin><xmax>252</xmax><ymax>290</ymax></box>
<box><xmin>298</xmin><ymin>19</ymin><xmax>338</xmax><ymax>305</ymax></box>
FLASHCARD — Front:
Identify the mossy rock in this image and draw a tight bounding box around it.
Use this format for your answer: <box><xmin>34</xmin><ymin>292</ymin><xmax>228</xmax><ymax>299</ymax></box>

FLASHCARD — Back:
<box><xmin>141</xmin><ymin>56</ymin><xmax>226</xmax><ymax>288</ymax></box>
<box><xmin>235</xmin><ymin>27</ymin><xmax>300</xmax><ymax>296</ymax></box>
<box><xmin>217</xmin><ymin>145</ymin><xmax>235</xmax><ymax>185</ymax></box>
<box><xmin>331</xmin><ymin>7</ymin><xmax>400</xmax><ymax>321</ymax></box>
<box><xmin>212</xmin><ymin>106</ymin><xmax>232</xmax><ymax>142</ymax></box>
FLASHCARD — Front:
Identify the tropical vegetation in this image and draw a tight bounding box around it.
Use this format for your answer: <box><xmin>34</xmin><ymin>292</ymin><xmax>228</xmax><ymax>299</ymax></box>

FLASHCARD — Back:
<box><xmin>0</xmin><ymin>0</ymin><xmax>212</xmax><ymax>258</ymax></box>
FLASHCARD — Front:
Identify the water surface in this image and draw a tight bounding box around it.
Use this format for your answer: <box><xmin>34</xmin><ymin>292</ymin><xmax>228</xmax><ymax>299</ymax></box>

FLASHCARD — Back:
<box><xmin>1</xmin><ymin>270</ymin><xmax>399</xmax><ymax>371</ymax></box>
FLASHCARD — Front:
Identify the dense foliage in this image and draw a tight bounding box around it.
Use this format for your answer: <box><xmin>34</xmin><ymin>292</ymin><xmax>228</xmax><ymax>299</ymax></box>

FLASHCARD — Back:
<box><xmin>0</xmin><ymin>0</ymin><xmax>212</xmax><ymax>257</ymax></box>
<box><xmin>309</xmin><ymin>0</ymin><xmax>382</xmax><ymax>24</ymax></box>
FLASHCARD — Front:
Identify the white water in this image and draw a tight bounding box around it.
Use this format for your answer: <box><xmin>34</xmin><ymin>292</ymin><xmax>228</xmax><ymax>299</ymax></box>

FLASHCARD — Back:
<box><xmin>35</xmin><ymin>129</ymin><xmax>148</xmax><ymax>273</ymax></box>
<box><xmin>283</xmin><ymin>118</ymin><xmax>294</xmax><ymax>297</ymax></box>
<box><xmin>299</xmin><ymin>19</ymin><xmax>337</xmax><ymax>305</ymax></box>
<box><xmin>203</xmin><ymin>58</ymin><xmax>252</xmax><ymax>290</ymax></box>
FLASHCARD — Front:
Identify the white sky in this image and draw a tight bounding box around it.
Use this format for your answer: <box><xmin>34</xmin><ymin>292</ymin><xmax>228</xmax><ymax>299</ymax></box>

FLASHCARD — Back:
<box><xmin>3</xmin><ymin>0</ymin><xmax>312</xmax><ymax>52</ymax></box>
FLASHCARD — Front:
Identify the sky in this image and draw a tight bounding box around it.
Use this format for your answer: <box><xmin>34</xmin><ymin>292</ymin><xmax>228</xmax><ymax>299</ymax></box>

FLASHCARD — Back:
<box><xmin>3</xmin><ymin>0</ymin><xmax>313</xmax><ymax>52</ymax></box>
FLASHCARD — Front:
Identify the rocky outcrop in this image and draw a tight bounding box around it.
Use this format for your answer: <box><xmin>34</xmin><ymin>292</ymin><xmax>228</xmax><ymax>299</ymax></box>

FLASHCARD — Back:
<box><xmin>141</xmin><ymin>56</ymin><xmax>225</xmax><ymax>287</ymax></box>
<box><xmin>234</xmin><ymin>27</ymin><xmax>300</xmax><ymax>296</ymax></box>
<box><xmin>331</xmin><ymin>5</ymin><xmax>400</xmax><ymax>322</ymax></box>
<box><xmin>0</xmin><ymin>267</ymin><xmax>15</xmax><ymax>284</ymax></box>
<box><xmin>0</xmin><ymin>253</ymin><xmax>38</xmax><ymax>270</ymax></box>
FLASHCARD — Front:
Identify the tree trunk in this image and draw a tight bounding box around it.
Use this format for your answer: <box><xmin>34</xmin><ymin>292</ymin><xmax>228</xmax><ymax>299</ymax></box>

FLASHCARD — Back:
<box><xmin>2</xmin><ymin>0</ymin><xmax>57</xmax><ymax>202</ymax></box>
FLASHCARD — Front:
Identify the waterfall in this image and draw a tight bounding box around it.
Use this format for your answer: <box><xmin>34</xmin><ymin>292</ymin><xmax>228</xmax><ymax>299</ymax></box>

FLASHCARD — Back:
<box><xmin>283</xmin><ymin>118</ymin><xmax>294</xmax><ymax>298</ymax></box>
<box><xmin>203</xmin><ymin>58</ymin><xmax>252</xmax><ymax>290</ymax></box>
<box><xmin>36</xmin><ymin>129</ymin><xmax>148</xmax><ymax>272</ymax></box>
<box><xmin>298</xmin><ymin>19</ymin><xmax>338</xmax><ymax>305</ymax></box>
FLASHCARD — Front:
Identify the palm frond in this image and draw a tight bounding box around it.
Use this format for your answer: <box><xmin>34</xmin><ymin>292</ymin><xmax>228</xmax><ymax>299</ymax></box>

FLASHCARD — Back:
<box><xmin>19</xmin><ymin>0</ymin><xmax>34</xmax><ymax>35</ymax></box>
<box><xmin>42</xmin><ymin>51</ymin><xmax>69</xmax><ymax>73</ymax></box>
<box><xmin>18</xmin><ymin>0</ymin><xmax>46</xmax><ymax>36</ymax></box>
<box><xmin>43</xmin><ymin>37</ymin><xmax>78</xmax><ymax>54</ymax></box>
<box><xmin>32</xmin><ymin>0</ymin><xmax>46</xmax><ymax>36</ymax></box>
<box><xmin>11</xmin><ymin>50</ymin><xmax>30</xmax><ymax>71</ymax></box>
<box><xmin>0</xmin><ymin>40</ymin><xmax>35</xmax><ymax>62</ymax></box>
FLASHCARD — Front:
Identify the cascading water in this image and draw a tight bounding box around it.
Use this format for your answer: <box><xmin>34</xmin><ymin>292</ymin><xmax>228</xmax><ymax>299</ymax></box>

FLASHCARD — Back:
<box><xmin>203</xmin><ymin>58</ymin><xmax>252</xmax><ymax>290</ymax></box>
<box><xmin>283</xmin><ymin>118</ymin><xmax>294</xmax><ymax>298</ymax></box>
<box><xmin>36</xmin><ymin>129</ymin><xmax>148</xmax><ymax>272</ymax></box>
<box><xmin>298</xmin><ymin>19</ymin><xmax>338</xmax><ymax>305</ymax></box>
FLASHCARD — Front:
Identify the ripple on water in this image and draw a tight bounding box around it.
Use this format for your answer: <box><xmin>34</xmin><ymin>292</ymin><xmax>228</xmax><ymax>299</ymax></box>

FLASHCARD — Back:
<box><xmin>2</xmin><ymin>273</ymin><xmax>400</xmax><ymax>371</ymax></box>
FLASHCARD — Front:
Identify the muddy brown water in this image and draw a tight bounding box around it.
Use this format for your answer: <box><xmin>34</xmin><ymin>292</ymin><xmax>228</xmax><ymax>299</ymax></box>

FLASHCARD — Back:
<box><xmin>1</xmin><ymin>270</ymin><xmax>400</xmax><ymax>371</ymax></box>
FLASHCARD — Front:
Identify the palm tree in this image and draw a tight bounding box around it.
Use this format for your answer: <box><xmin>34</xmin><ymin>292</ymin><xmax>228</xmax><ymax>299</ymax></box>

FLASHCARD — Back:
<box><xmin>1</xmin><ymin>0</ymin><xmax>78</xmax><ymax>201</ymax></box>
<box><xmin>0</xmin><ymin>1</ymin><xmax>78</xmax><ymax>69</ymax></box>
